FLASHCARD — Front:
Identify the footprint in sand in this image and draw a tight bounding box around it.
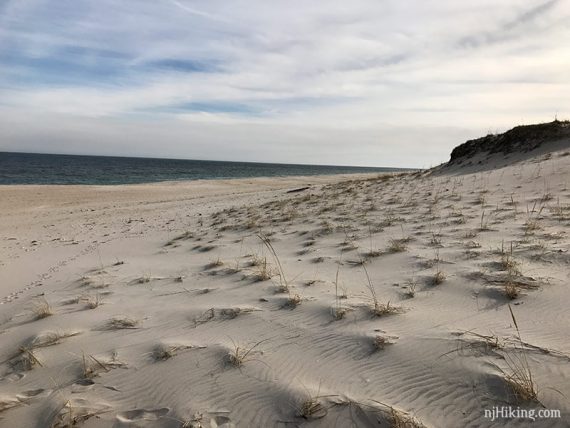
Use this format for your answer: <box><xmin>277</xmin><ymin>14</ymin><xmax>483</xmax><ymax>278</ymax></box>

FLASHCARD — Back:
<box><xmin>0</xmin><ymin>372</ymin><xmax>25</xmax><ymax>382</ymax></box>
<box><xmin>116</xmin><ymin>407</ymin><xmax>170</xmax><ymax>423</ymax></box>
<box><xmin>116</xmin><ymin>408</ymin><xmax>234</xmax><ymax>427</ymax></box>
<box><xmin>208</xmin><ymin>415</ymin><xmax>235</xmax><ymax>428</ymax></box>
<box><xmin>0</xmin><ymin>388</ymin><xmax>47</xmax><ymax>412</ymax></box>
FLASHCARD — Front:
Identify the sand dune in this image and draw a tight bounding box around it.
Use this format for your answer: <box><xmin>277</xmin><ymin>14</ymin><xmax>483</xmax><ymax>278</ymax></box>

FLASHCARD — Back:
<box><xmin>1</xmin><ymin>146</ymin><xmax>570</xmax><ymax>426</ymax></box>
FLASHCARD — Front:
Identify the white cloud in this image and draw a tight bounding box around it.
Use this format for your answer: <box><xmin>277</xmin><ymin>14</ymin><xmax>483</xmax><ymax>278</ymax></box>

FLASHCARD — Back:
<box><xmin>0</xmin><ymin>0</ymin><xmax>569</xmax><ymax>167</ymax></box>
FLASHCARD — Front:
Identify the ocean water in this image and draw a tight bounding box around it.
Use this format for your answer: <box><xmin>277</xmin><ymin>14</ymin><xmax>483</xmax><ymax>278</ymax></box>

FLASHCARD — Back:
<box><xmin>0</xmin><ymin>152</ymin><xmax>404</xmax><ymax>185</ymax></box>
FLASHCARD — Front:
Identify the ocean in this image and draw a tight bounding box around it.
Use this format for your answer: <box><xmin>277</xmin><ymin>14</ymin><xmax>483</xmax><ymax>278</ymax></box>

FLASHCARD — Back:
<box><xmin>0</xmin><ymin>152</ymin><xmax>405</xmax><ymax>185</ymax></box>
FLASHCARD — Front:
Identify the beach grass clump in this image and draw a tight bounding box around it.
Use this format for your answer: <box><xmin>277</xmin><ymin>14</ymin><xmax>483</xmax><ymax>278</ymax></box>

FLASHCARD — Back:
<box><xmin>31</xmin><ymin>298</ymin><xmax>54</xmax><ymax>319</ymax></box>
<box><xmin>331</xmin><ymin>307</ymin><xmax>347</xmax><ymax>320</ymax></box>
<box><xmin>108</xmin><ymin>316</ymin><xmax>140</xmax><ymax>329</ymax></box>
<box><xmin>165</xmin><ymin>231</ymin><xmax>194</xmax><ymax>246</ymax></box>
<box><xmin>225</xmin><ymin>339</ymin><xmax>268</xmax><ymax>368</ymax></box>
<box><xmin>299</xmin><ymin>396</ymin><xmax>327</xmax><ymax>420</ymax></box>
<box><xmin>495</xmin><ymin>306</ymin><xmax>539</xmax><ymax>403</ymax></box>
<box><xmin>476</xmin><ymin>193</ymin><xmax>487</xmax><ymax>206</ymax></box>
<box><xmin>13</xmin><ymin>347</ymin><xmax>43</xmax><ymax>371</ymax></box>
<box><xmin>284</xmin><ymin>294</ymin><xmax>302</xmax><ymax>309</ymax></box>
<box><xmin>372</xmin><ymin>301</ymin><xmax>403</xmax><ymax>317</ymax></box>
<box><xmin>500</xmin><ymin>241</ymin><xmax>521</xmax><ymax>275</ymax></box>
<box><xmin>11</xmin><ymin>331</ymin><xmax>81</xmax><ymax>372</ymax></box>
<box><xmin>85</xmin><ymin>294</ymin><xmax>101</xmax><ymax>309</ymax></box>
<box><xmin>373</xmin><ymin>335</ymin><xmax>397</xmax><ymax>351</ymax></box>
<box><xmin>389</xmin><ymin>406</ymin><xmax>425</xmax><ymax>428</ymax></box>
<box><xmin>503</xmin><ymin>360</ymin><xmax>538</xmax><ymax>402</ymax></box>
<box><xmin>82</xmin><ymin>353</ymin><xmax>110</xmax><ymax>379</ymax></box>
<box><xmin>432</xmin><ymin>270</ymin><xmax>446</xmax><ymax>285</ymax></box>
<box><xmin>387</xmin><ymin>238</ymin><xmax>407</xmax><ymax>253</ymax></box>
<box><xmin>362</xmin><ymin>265</ymin><xmax>404</xmax><ymax>317</ymax></box>
<box><xmin>259</xmin><ymin>233</ymin><xmax>296</xmax><ymax>298</ymax></box>
<box><xmin>205</xmin><ymin>257</ymin><xmax>224</xmax><ymax>270</ymax></box>
<box><xmin>429</xmin><ymin>233</ymin><xmax>442</xmax><ymax>247</ymax></box>
<box><xmin>254</xmin><ymin>257</ymin><xmax>273</xmax><ymax>282</ymax></box>
<box><xmin>50</xmin><ymin>398</ymin><xmax>110</xmax><ymax>427</ymax></box>
<box><xmin>523</xmin><ymin>219</ymin><xmax>541</xmax><ymax>233</ymax></box>
<box><xmin>404</xmin><ymin>278</ymin><xmax>417</xmax><ymax>298</ymax></box>
<box><xmin>504</xmin><ymin>281</ymin><xmax>520</xmax><ymax>300</ymax></box>
<box><xmin>153</xmin><ymin>344</ymin><xmax>180</xmax><ymax>361</ymax></box>
<box><xmin>137</xmin><ymin>273</ymin><xmax>152</xmax><ymax>284</ymax></box>
<box><xmin>479</xmin><ymin>210</ymin><xmax>491</xmax><ymax>231</ymax></box>
<box><xmin>365</xmin><ymin>249</ymin><xmax>383</xmax><ymax>258</ymax></box>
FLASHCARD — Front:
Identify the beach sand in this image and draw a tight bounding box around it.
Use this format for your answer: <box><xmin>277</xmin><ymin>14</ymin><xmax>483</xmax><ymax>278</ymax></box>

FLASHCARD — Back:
<box><xmin>0</xmin><ymin>152</ymin><xmax>569</xmax><ymax>427</ymax></box>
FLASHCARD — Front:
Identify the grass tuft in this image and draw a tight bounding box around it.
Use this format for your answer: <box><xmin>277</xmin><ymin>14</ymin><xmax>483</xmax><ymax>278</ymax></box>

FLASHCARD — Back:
<box><xmin>108</xmin><ymin>317</ymin><xmax>140</xmax><ymax>329</ymax></box>
<box><xmin>362</xmin><ymin>264</ymin><xmax>404</xmax><ymax>317</ymax></box>
<box><xmin>299</xmin><ymin>396</ymin><xmax>327</xmax><ymax>420</ymax></box>
<box><xmin>225</xmin><ymin>338</ymin><xmax>268</xmax><ymax>368</ymax></box>
<box><xmin>432</xmin><ymin>270</ymin><xmax>446</xmax><ymax>285</ymax></box>
<box><xmin>504</xmin><ymin>281</ymin><xmax>520</xmax><ymax>300</ymax></box>
<box><xmin>31</xmin><ymin>298</ymin><xmax>53</xmax><ymax>319</ymax></box>
<box><xmin>85</xmin><ymin>294</ymin><xmax>101</xmax><ymax>309</ymax></box>
<box><xmin>387</xmin><ymin>239</ymin><xmax>407</xmax><ymax>253</ymax></box>
<box><xmin>495</xmin><ymin>306</ymin><xmax>539</xmax><ymax>403</ymax></box>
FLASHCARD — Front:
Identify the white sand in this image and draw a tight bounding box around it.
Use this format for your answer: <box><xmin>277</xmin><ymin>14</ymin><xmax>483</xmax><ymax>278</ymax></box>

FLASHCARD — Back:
<box><xmin>0</xmin><ymin>152</ymin><xmax>569</xmax><ymax>427</ymax></box>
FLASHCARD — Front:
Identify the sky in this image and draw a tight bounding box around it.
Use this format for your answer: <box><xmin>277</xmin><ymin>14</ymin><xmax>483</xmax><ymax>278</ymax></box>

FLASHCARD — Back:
<box><xmin>0</xmin><ymin>0</ymin><xmax>568</xmax><ymax>168</ymax></box>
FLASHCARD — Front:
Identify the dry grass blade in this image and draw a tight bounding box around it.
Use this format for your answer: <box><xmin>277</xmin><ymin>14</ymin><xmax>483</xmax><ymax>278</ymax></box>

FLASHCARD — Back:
<box><xmin>362</xmin><ymin>264</ymin><xmax>378</xmax><ymax>309</ymax></box>
<box><xmin>14</xmin><ymin>347</ymin><xmax>43</xmax><ymax>371</ymax></box>
<box><xmin>8</xmin><ymin>331</ymin><xmax>81</xmax><ymax>371</ymax></box>
<box><xmin>494</xmin><ymin>305</ymin><xmax>538</xmax><ymax>403</ymax></box>
<box><xmin>441</xmin><ymin>330</ymin><xmax>504</xmax><ymax>359</ymax></box>
<box><xmin>509</xmin><ymin>304</ymin><xmax>519</xmax><ymax>331</ymax></box>
<box><xmin>258</xmin><ymin>234</ymin><xmax>288</xmax><ymax>291</ymax></box>
<box><xmin>332</xmin><ymin>264</ymin><xmax>347</xmax><ymax>320</ymax></box>
<box><xmin>299</xmin><ymin>396</ymin><xmax>327</xmax><ymax>420</ymax></box>
<box><xmin>362</xmin><ymin>264</ymin><xmax>404</xmax><ymax>317</ymax></box>
<box><xmin>82</xmin><ymin>353</ymin><xmax>110</xmax><ymax>379</ymax></box>
<box><xmin>51</xmin><ymin>399</ymin><xmax>111</xmax><ymax>428</ymax></box>
<box><xmin>464</xmin><ymin>331</ymin><xmax>503</xmax><ymax>351</ymax></box>
<box><xmin>225</xmin><ymin>338</ymin><xmax>269</xmax><ymax>367</ymax></box>
<box><xmin>29</xmin><ymin>331</ymin><xmax>81</xmax><ymax>349</ymax></box>
<box><xmin>360</xmin><ymin>399</ymin><xmax>427</xmax><ymax>428</ymax></box>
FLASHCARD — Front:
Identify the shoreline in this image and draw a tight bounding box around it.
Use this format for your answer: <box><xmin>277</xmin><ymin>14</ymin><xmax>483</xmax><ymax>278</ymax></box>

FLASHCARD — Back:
<box><xmin>0</xmin><ymin>151</ymin><xmax>411</xmax><ymax>186</ymax></box>
<box><xmin>0</xmin><ymin>172</ymin><xmax>385</xmax><ymax>212</ymax></box>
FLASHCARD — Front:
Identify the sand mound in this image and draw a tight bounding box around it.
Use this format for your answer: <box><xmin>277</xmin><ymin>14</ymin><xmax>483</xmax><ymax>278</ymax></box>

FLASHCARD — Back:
<box><xmin>435</xmin><ymin>120</ymin><xmax>570</xmax><ymax>174</ymax></box>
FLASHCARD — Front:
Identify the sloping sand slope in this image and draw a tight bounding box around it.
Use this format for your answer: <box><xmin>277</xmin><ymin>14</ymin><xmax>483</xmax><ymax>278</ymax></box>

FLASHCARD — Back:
<box><xmin>0</xmin><ymin>151</ymin><xmax>569</xmax><ymax>427</ymax></box>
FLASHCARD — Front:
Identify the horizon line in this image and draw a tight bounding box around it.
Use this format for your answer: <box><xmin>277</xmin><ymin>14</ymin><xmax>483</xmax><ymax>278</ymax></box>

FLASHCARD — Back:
<box><xmin>0</xmin><ymin>150</ymin><xmax>419</xmax><ymax>171</ymax></box>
